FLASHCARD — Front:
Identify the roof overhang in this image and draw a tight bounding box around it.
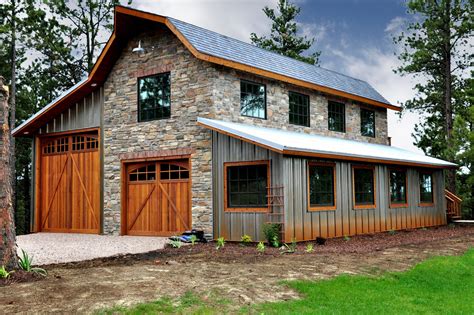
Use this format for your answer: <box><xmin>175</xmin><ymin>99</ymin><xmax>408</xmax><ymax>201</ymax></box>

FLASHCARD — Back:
<box><xmin>197</xmin><ymin>117</ymin><xmax>457</xmax><ymax>169</ymax></box>
<box><xmin>13</xmin><ymin>5</ymin><xmax>400</xmax><ymax>137</ymax></box>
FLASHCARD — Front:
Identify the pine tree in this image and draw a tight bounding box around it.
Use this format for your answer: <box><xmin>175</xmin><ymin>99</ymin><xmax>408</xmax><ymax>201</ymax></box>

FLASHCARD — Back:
<box><xmin>251</xmin><ymin>0</ymin><xmax>320</xmax><ymax>65</ymax></box>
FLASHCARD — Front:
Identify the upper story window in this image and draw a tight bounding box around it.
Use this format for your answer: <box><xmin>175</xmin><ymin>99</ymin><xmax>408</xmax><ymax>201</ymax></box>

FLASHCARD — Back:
<box><xmin>353</xmin><ymin>165</ymin><xmax>376</xmax><ymax>208</ymax></box>
<box><xmin>308</xmin><ymin>162</ymin><xmax>336</xmax><ymax>211</ymax></box>
<box><xmin>289</xmin><ymin>91</ymin><xmax>310</xmax><ymax>127</ymax></box>
<box><xmin>389</xmin><ymin>169</ymin><xmax>407</xmax><ymax>207</ymax></box>
<box><xmin>240</xmin><ymin>80</ymin><xmax>266</xmax><ymax>119</ymax></box>
<box><xmin>419</xmin><ymin>172</ymin><xmax>434</xmax><ymax>205</ymax></box>
<box><xmin>138</xmin><ymin>72</ymin><xmax>171</xmax><ymax>122</ymax></box>
<box><xmin>361</xmin><ymin>108</ymin><xmax>375</xmax><ymax>137</ymax></box>
<box><xmin>328</xmin><ymin>101</ymin><xmax>345</xmax><ymax>132</ymax></box>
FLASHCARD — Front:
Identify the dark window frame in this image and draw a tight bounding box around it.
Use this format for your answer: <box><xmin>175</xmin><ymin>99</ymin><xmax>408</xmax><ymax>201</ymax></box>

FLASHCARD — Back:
<box><xmin>328</xmin><ymin>101</ymin><xmax>346</xmax><ymax>132</ymax></box>
<box><xmin>224</xmin><ymin>160</ymin><xmax>270</xmax><ymax>212</ymax></box>
<box><xmin>137</xmin><ymin>72</ymin><xmax>171</xmax><ymax>122</ymax></box>
<box><xmin>360</xmin><ymin>107</ymin><xmax>376</xmax><ymax>138</ymax></box>
<box><xmin>289</xmin><ymin>91</ymin><xmax>310</xmax><ymax>127</ymax></box>
<box><xmin>352</xmin><ymin>165</ymin><xmax>376</xmax><ymax>209</ymax></box>
<box><xmin>240</xmin><ymin>80</ymin><xmax>267</xmax><ymax>119</ymax></box>
<box><xmin>307</xmin><ymin>162</ymin><xmax>336</xmax><ymax>211</ymax></box>
<box><xmin>419</xmin><ymin>172</ymin><xmax>434</xmax><ymax>206</ymax></box>
<box><xmin>389</xmin><ymin>168</ymin><xmax>408</xmax><ymax>208</ymax></box>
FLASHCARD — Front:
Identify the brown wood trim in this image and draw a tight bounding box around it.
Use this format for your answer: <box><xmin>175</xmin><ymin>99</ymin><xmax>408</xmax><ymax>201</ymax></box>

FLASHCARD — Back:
<box><xmin>37</xmin><ymin>127</ymin><xmax>99</xmax><ymax>138</ymax></box>
<box><xmin>223</xmin><ymin>160</ymin><xmax>271</xmax><ymax>213</ymax></box>
<box><xmin>34</xmin><ymin>136</ymin><xmax>41</xmax><ymax>232</ymax></box>
<box><xmin>351</xmin><ymin>164</ymin><xmax>377</xmax><ymax>210</ymax></box>
<box><xmin>307</xmin><ymin>161</ymin><xmax>337</xmax><ymax>211</ymax></box>
<box><xmin>388</xmin><ymin>167</ymin><xmax>409</xmax><ymax>209</ymax></box>
<box><xmin>418</xmin><ymin>170</ymin><xmax>435</xmax><ymax>207</ymax></box>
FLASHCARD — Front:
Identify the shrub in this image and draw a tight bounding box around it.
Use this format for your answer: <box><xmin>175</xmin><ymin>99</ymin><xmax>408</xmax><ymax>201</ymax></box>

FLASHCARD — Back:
<box><xmin>0</xmin><ymin>266</ymin><xmax>12</xmax><ymax>279</ymax></box>
<box><xmin>305</xmin><ymin>243</ymin><xmax>314</xmax><ymax>253</ymax></box>
<box><xmin>262</xmin><ymin>223</ymin><xmax>281</xmax><ymax>247</ymax></box>
<box><xmin>18</xmin><ymin>249</ymin><xmax>47</xmax><ymax>276</ymax></box>
<box><xmin>388</xmin><ymin>230</ymin><xmax>397</xmax><ymax>236</ymax></box>
<box><xmin>256</xmin><ymin>241</ymin><xmax>265</xmax><ymax>253</ymax></box>
<box><xmin>216</xmin><ymin>237</ymin><xmax>225</xmax><ymax>250</ymax></box>
<box><xmin>344</xmin><ymin>235</ymin><xmax>351</xmax><ymax>241</ymax></box>
<box><xmin>170</xmin><ymin>239</ymin><xmax>183</xmax><ymax>248</ymax></box>
<box><xmin>190</xmin><ymin>235</ymin><xmax>198</xmax><ymax>246</ymax></box>
<box><xmin>241</xmin><ymin>234</ymin><xmax>252</xmax><ymax>245</ymax></box>
<box><xmin>281</xmin><ymin>238</ymin><xmax>297</xmax><ymax>254</ymax></box>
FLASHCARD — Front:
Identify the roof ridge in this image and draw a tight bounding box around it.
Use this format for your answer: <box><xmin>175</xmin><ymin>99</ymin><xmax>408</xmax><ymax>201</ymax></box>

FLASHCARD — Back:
<box><xmin>167</xmin><ymin>17</ymin><xmax>371</xmax><ymax>86</ymax></box>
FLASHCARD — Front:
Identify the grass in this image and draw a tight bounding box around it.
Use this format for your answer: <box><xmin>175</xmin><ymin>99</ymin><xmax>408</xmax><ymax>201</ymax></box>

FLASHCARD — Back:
<box><xmin>99</xmin><ymin>249</ymin><xmax>474</xmax><ymax>314</ymax></box>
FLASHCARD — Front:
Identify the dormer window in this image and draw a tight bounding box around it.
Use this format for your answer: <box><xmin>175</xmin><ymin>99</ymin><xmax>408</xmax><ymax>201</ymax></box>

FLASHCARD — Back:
<box><xmin>138</xmin><ymin>72</ymin><xmax>171</xmax><ymax>122</ymax></box>
<box><xmin>240</xmin><ymin>80</ymin><xmax>266</xmax><ymax>119</ymax></box>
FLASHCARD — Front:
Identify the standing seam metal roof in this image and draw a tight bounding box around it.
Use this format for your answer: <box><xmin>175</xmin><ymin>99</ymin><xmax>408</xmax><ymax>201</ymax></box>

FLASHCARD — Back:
<box><xmin>168</xmin><ymin>17</ymin><xmax>392</xmax><ymax>106</ymax></box>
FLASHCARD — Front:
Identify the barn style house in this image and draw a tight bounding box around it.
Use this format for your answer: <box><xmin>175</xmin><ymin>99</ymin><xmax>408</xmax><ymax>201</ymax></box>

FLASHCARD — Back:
<box><xmin>13</xmin><ymin>6</ymin><xmax>458</xmax><ymax>242</ymax></box>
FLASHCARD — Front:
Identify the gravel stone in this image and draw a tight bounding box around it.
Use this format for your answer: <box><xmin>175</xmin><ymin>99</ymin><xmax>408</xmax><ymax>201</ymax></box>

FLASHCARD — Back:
<box><xmin>16</xmin><ymin>233</ymin><xmax>168</xmax><ymax>266</ymax></box>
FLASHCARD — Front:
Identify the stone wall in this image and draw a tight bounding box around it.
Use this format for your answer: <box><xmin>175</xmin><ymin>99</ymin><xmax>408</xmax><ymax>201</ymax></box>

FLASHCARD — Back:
<box><xmin>0</xmin><ymin>76</ymin><xmax>17</xmax><ymax>268</ymax></box>
<box><xmin>213</xmin><ymin>68</ymin><xmax>389</xmax><ymax>145</ymax></box>
<box><xmin>102</xmin><ymin>26</ymin><xmax>217</xmax><ymax>234</ymax></box>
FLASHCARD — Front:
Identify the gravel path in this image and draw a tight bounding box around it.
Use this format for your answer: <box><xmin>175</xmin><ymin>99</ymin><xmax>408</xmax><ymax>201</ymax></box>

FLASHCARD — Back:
<box><xmin>16</xmin><ymin>233</ymin><xmax>168</xmax><ymax>265</ymax></box>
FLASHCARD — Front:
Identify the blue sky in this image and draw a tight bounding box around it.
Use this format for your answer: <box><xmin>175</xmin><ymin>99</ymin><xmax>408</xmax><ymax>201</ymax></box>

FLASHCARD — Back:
<box><xmin>133</xmin><ymin>0</ymin><xmax>422</xmax><ymax>152</ymax></box>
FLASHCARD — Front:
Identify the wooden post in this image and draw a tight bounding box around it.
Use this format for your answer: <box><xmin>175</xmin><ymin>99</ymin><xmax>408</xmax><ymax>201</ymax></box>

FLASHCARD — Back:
<box><xmin>0</xmin><ymin>75</ymin><xmax>17</xmax><ymax>269</ymax></box>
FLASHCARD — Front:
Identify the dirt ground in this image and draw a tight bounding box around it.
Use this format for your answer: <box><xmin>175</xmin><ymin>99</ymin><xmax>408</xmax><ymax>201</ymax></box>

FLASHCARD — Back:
<box><xmin>1</xmin><ymin>225</ymin><xmax>474</xmax><ymax>314</ymax></box>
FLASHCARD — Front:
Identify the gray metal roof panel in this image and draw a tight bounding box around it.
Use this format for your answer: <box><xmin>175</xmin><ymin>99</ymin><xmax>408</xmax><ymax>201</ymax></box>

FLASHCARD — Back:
<box><xmin>169</xmin><ymin>17</ymin><xmax>392</xmax><ymax>106</ymax></box>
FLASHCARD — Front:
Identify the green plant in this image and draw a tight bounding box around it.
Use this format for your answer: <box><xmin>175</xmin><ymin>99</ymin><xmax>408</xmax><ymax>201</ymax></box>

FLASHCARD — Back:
<box><xmin>343</xmin><ymin>235</ymin><xmax>351</xmax><ymax>241</ymax></box>
<box><xmin>241</xmin><ymin>234</ymin><xmax>252</xmax><ymax>245</ymax></box>
<box><xmin>281</xmin><ymin>238</ymin><xmax>297</xmax><ymax>254</ymax></box>
<box><xmin>305</xmin><ymin>243</ymin><xmax>314</xmax><ymax>253</ymax></box>
<box><xmin>388</xmin><ymin>230</ymin><xmax>397</xmax><ymax>236</ymax></box>
<box><xmin>216</xmin><ymin>237</ymin><xmax>225</xmax><ymax>250</ymax></box>
<box><xmin>448</xmin><ymin>223</ymin><xmax>456</xmax><ymax>229</ymax></box>
<box><xmin>170</xmin><ymin>239</ymin><xmax>183</xmax><ymax>248</ymax></box>
<box><xmin>256</xmin><ymin>241</ymin><xmax>265</xmax><ymax>253</ymax></box>
<box><xmin>18</xmin><ymin>249</ymin><xmax>47</xmax><ymax>276</ymax></box>
<box><xmin>190</xmin><ymin>235</ymin><xmax>198</xmax><ymax>246</ymax></box>
<box><xmin>0</xmin><ymin>266</ymin><xmax>12</xmax><ymax>279</ymax></box>
<box><xmin>419</xmin><ymin>227</ymin><xmax>428</xmax><ymax>231</ymax></box>
<box><xmin>262</xmin><ymin>223</ymin><xmax>281</xmax><ymax>247</ymax></box>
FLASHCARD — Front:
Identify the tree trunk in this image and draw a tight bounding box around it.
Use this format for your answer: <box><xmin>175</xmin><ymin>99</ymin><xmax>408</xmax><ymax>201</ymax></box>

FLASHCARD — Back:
<box><xmin>9</xmin><ymin>1</ymin><xmax>17</xmax><ymax>218</ymax></box>
<box><xmin>0</xmin><ymin>76</ymin><xmax>18</xmax><ymax>269</ymax></box>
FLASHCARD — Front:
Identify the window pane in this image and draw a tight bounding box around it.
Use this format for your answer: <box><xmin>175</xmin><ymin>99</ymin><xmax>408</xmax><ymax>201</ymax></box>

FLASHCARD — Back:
<box><xmin>354</xmin><ymin>168</ymin><xmax>375</xmax><ymax>205</ymax></box>
<box><xmin>390</xmin><ymin>170</ymin><xmax>407</xmax><ymax>203</ymax></box>
<box><xmin>240</xmin><ymin>81</ymin><xmax>266</xmax><ymax>119</ymax></box>
<box><xmin>328</xmin><ymin>101</ymin><xmax>345</xmax><ymax>132</ymax></box>
<box><xmin>289</xmin><ymin>91</ymin><xmax>310</xmax><ymax>127</ymax></box>
<box><xmin>226</xmin><ymin>164</ymin><xmax>268</xmax><ymax>208</ymax></box>
<box><xmin>361</xmin><ymin>108</ymin><xmax>375</xmax><ymax>137</ymax></box>
<box><xmin>309</xmin><ymin>165</ymin><xmax>335</xmax><ymax>207</ymax></box>
<box><xmin>419</xmin><ymin>173</ymin><xmax>433</xmax><ymax>203</ymax></box>
<box><xmin>138</xmin><ymin>72</ymin><xmax>171</xmax><ymax>122</ymax></box>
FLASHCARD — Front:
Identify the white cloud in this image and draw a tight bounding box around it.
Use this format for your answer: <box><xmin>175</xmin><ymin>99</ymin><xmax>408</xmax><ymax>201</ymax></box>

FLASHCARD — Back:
<box><xmin>384</xmin><ymin>16</ymin><xmax>406</xmax><ymax>33</ymax></box>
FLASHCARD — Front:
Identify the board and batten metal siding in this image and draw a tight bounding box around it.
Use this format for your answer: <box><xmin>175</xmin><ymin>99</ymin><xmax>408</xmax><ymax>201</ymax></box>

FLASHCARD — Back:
<box><xmin>38</xmin><ymin>87</ymin><xmax>103</xmax><ymax>134</ymax></box>
<box><xmin>212</xmin><ymin>131</ymin><xmax>283</xmax><ymax>241</ymax></box>
<box><xmin>283</xmin><ymin>157</ymin><xmax>447</xmax><ymax>241</ymax></box>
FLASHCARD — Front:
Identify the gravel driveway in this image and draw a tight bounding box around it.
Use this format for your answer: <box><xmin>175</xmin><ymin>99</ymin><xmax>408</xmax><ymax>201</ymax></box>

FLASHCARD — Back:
<box><xmin>16</xmin><ymin>233</ymin><xmax>168</xmax><ymax>265</ymax></box>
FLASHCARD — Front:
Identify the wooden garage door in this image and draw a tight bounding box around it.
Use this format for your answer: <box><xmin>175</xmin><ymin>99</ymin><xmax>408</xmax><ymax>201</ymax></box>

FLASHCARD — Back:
<box><xmin>124</xmin><ymin>160</ymin><xmax>191</xmax><ymax>236</ymax></box>
<box><xmin>39</xmin><ymin>132</ymin><xmax>100</xmax><ymax>233</ymax></box>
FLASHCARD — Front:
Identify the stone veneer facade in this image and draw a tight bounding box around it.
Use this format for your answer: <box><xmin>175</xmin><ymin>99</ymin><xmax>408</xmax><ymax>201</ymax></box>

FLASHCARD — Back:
<box><xmin>101</xmin><ymin>25</ymin><xmax>390</xmax><ymax>235</ymax></box>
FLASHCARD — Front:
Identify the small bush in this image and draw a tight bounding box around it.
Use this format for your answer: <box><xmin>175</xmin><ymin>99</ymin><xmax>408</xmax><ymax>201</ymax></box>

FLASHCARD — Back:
<box><xmin>216</xmin><ymin>237</ymin><xmax>225</xmax><ymax>250</ymax></box>
<box><xmin>170</xmin><ymin>239</ymin><xmax>183</xmax><ymax>248</ymax></box>
<box><xmin>281</xmin><ymin>238</ymin><xmax>297</xmax><ymax>254</ymax></box>
<box><xmin>256</xmin><ymin>241</ymin><xmax>265</xmax><ymax>254</ymax></box>
<box><xmin>305</xmin><ymin>243</ymin><xmax>314</xmax><ymax>253</ymax></box>
<box><xmin>262</xmin><ymin>223</ymin><xmax>281</xmax><ymax>247</ymax></box>
<box><xmin>388</xmin><ymin>230</ymin><xmax>397</xmax><ymax>236</ymax></box>
<box><xmin>241</xmin><ymin>234</ymin><xmax>252</xmax><ymax>245</ymax></box>
<box><xmin>18</xmin><ymin>249</ymin><xmax>47</xmax><ymax>276</ymax></box>
<box><xmin>343</xmin><ymin>235</ymin><xmax>351</xmax><ymax>241</ymax></box>
<box><xmin>190</xmin><ymin>235</ymin><xmax>198</xmax><ymax>246</ymax></box>
<box><xmin>0</xmin><ymin>266</ymin><xmax>12</xmax><ymax>279</ymax></box>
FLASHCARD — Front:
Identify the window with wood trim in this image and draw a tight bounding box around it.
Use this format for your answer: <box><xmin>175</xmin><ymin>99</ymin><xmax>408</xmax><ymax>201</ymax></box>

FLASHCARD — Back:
<box><xmin>41</xmin><ymin>133</ymin><xmax>98</xmax><ymax>156</ymax></box>
<box><xmin>129</xmin><ymin>164</ymin><xmax>156</xmax><ymax>182</ymax></box>
<box><xmin>225</xmin><ymin>161</ymin><xmax>269</xmax><ymax>211</ymax></box>
<box><xmin>389</xmin><ymin>169</ymin><xmax>407</xmax><ymax>206</ymax></box>
<box><xmin>419</xmin><ymin>172</ymin><xmax>434</xmax><ymax>204</ymax></box>
<box><xmin>160</xmin><ymin>162</ymin><xmax>189</xmax><ymax>180</ymax></box>
<box><xmin>308</xmin><ymin>162</ymin><xmax>336</xmax><ymax>210</ymax></box>
<box><xmin>361</xmin><ymin>108</ymin><xmax>375</xmax><ymax>137</ymax></box>
<box><xmin>138</xmin><ymin>72</ymin><xmax>171</xmax><ymax>122</ymax></box>
<box><xmin>240</xmin><ymin>80</ymin><xmax>266</xmax><ymax>119</ymax></box>
<box><xmin>72</xmin><ymin>135</ymin><xmax>99</xmax><ymax>152</ymax></box>
<box><xmin>353</xmin><ymin>166</ymin><xmax>375</xmax><ymax>208</ymax></box>
<box><xmin>328</xmin><ymin>101</ymin><xmax>345</xmax><ymax>132</ymax></box>
<box><xmin>289</xmin><ymin>91</ymin><xmax>310</xmax><ymax>127</ymax></box>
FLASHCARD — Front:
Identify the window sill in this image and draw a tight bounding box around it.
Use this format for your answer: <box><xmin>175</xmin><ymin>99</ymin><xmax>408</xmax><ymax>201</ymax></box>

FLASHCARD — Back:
<box><xmin>353</xmin><ymin>204</ymin><xmax>376</xmax><ymax>210</ymax></box>
<box><xmin>418</xmin><ymin>202</ymin><xmax>435</xmax><ymax>207</ymax></box>
<box><xmin>390</xmin><ymin>203</ymin><xmax>408</xmax><ymax>209</ymax></box>
<box><xmin>308</xmin><ymin>206</ymin><xmax>336</xmax><ymax>212</ymax></box>
<box><xmin>224</xmin><ymin>207</ymin><xmax>269</xmax><ymax>213</ymax></box>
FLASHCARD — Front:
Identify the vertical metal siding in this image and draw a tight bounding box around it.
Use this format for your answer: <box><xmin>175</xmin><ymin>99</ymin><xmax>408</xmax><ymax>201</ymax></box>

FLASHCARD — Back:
<box><xmin>38</xmin><ymin>88</ymin><xmax>103</xmax><ymax>134</ymax></box>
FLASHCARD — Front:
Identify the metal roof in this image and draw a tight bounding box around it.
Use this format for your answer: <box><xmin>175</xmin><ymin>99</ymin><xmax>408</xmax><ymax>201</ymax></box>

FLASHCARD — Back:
<box><xmin>197</xmin><ymin>117</ymin><xmax>456</xmax><ymax>168</ymax></box>
<box><xmin>169</xmin><ymin>17</ymin><xmax>393</xmax><ymax>106</ymax></box>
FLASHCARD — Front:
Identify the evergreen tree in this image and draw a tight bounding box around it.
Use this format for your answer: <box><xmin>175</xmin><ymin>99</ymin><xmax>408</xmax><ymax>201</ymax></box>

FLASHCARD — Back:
<box><xmin>394</xmin><ymin>0</ymin><xmax>473</xmax><ymax>193</ymax></box>
<box><xmin>251</xmin><ymin>0</ymin><xmax>320</xmax><ymax>65</ymax></box>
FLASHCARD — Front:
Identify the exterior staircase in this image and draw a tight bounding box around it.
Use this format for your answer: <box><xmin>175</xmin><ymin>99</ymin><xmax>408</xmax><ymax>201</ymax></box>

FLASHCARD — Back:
<box><xmin>445</xmin><ymin>189</ymin><xmax>462</xmax><ymax>221</ymax></box>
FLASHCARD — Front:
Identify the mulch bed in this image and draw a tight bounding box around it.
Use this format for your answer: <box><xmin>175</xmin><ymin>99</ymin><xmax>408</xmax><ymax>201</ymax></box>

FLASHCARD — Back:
<box><xmin>45</xmin><ymin>224</ymin><xmax>474</xmax><ymax>270</ymax></box>
<box><xmin>0</xmin><ymin>270</ymin><xmax>45</xmax><ymax>287</ymax></box>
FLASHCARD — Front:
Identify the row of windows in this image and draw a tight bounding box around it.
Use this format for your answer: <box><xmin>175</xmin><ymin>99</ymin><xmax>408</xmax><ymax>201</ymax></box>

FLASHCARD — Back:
<box><xmin>136</xmin><ymin>73</ymin><xmax>376</xmax><ymax>138</ymax></box>
<box><xmin>128</xmin><ymin>162</ymin><xmax>190</xmax><ymax>182</ymax></box>
<box><xmin>224</xmin><ymin>161</ymin><xmax>434</xmax><ymax>211</ymax></box>
<box><xmin>42</xmin><ymin>135</ymin><xmax>99</xmax><ymax>155</ymax></box>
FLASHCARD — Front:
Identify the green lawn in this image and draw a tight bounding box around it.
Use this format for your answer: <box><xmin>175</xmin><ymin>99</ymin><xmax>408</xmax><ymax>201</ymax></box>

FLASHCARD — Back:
<box><xmin>99</xmin><ymin>249</ymin><xmax>474</xmax><ymax>314</ymax></box>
